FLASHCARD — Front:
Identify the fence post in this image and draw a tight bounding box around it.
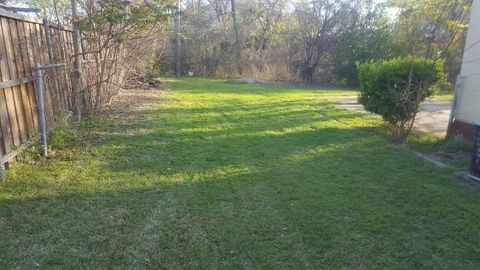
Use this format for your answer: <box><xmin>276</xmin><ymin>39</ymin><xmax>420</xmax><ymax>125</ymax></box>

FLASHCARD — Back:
<box><xmin>43</xmin><ymin>19</ymin><xmax>63</xmax><ymax>111</ymax></box>
<box><xmin>35</xmin><ymin>64</ymin><xmax>48</xmax><ymax>157</ymax></box>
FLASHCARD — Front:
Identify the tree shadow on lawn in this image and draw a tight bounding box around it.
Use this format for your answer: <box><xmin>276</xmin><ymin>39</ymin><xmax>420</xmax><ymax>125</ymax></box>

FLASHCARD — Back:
<box><xmin>2</xmin><ymin>98</ymin><xmax>480</xmax><ymax>268</ymax></box>
<box><xmin>84</xmin><ymin>97</ymin><xmax>380</xmax><ymax>177</ymax></box>
<box><xmin>90</xmin><ymin>98</ymin><xmax>372</xmax><ymax>144</ymax></box>
<box><xmin>2</xmin><ymin>128</ymin><xmax>480</xmax><ymax>269</ymax></box>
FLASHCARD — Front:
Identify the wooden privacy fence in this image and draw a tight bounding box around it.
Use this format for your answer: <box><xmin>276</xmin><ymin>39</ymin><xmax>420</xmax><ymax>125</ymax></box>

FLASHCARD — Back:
<box><xmin>0</xmin><ymin>10</ymin><xmax>76</xmax><ymax>170</ymax></box>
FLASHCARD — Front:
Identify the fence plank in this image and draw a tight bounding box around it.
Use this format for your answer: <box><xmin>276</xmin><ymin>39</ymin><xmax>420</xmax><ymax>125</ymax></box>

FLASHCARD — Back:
<box><xmin>26</xmin><ymin>82</ymin><xmax>38</xmax><ymax>131</ymax></box>
<box><xmin>1</xmin><ymin>17</ymin><xmax>21</xmax><ymax>147</ymax></box>
<box><xmin>36</xmin><ymin>24</ymin><xmax>48</xmax><ymax>65</ymax></box>
<box><xmin>18</xmin><ymin>21</ymin><xmax>33</xmax><ymax>76</ymax></box>
<box><xmin>14</xmin><ymin>20</ymin><xmax>35</xmax><ymax>138</ymax></box>
<box><xmin>19</xmin><ymin>84</ymin><xmax>34</xmax><ymax>138</ymax></box>
<box><xmin>26</xmin><ymin>22</ymin><xmax>40</xmax><ymax>130</ymax></box>
<box><xmin>0</xmin><ymin>18</ymin><xmax>13</xmax><ymax>155</ymax></box>
<box><xmin>8</xmin><ymin>19</ymin><xmax>28</xmax><ymax>143</ymax></box>
<box><xmin>37</xmin><ymin>24</ymin><xmax>55</xmax><ymax>123</ymax></box>
<box><xmin>45</xmin><ymin>25</ymin><xmax>65</xmax><ymax>113</ymax></box>
<box><xmin>0</xmin><ymin>93</ymin><xmax>12</xmax><ymax>155</ymax></box>
<box><xmin>3</xmin><ymin>87</ymin><xmax>20</xmax><ymax>146</ymax></box>
<box><xmin>20</xmin><ymin>22</ymin><xmax>37</xmax><ymax>134</ymax></box>
<box><xmin>1</xmin><ymin>18</ymin><xmax>16</xmax><ymax>77</ymax></box>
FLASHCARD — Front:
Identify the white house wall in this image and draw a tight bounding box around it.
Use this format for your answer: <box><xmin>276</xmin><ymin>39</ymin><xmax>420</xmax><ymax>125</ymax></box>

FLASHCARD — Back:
<box><xmin>456</xmin><ymin>0</ymin><xmax>480</xmax><ymax>125</ymax></box>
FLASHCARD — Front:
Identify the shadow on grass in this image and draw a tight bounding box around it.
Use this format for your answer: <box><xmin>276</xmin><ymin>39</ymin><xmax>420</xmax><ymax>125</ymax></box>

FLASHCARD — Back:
<box><xmin>3</xmin><ymin>124</ymin><xmax>480</xmax><ymax>268</ymax></box>
<box><xmin>1</xmin><ymin>79</ymin><xmax>480</xmax><ymax>268</ymax></box>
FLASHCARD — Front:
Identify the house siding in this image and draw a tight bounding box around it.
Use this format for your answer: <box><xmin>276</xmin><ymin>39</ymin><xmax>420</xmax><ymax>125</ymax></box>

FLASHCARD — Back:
<box><xmin>448</xmin><ymin>0</ymin><xmax>480</xmax><ymax>142</ymax></box>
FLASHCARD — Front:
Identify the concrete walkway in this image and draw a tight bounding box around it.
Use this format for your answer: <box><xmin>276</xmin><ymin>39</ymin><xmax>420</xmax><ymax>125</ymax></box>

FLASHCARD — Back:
<box><xmin>336</xmin><ymin>97</ymin><xmax>452</xmax><ymax>136</ymax></box>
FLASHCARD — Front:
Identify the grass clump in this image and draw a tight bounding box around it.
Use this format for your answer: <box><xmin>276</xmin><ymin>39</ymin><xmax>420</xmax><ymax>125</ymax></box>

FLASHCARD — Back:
<box><xmin>50</xmin><ymin>124</ymin><xmax>75</xmax><ymax>151</ymax></box>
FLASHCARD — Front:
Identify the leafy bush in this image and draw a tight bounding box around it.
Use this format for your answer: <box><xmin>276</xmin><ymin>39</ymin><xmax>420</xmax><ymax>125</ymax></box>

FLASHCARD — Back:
<box><xmin>357</xmin><ymin>57</ymin><xmax>445</xmax><ymax>143</ymax></box>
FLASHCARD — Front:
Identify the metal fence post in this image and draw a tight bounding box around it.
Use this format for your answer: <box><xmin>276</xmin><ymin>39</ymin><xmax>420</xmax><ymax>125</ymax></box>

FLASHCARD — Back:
<box><xmin>35</xmin><ymin>64</ymin><xmax>48</xmax><ymax>157</ymax></box>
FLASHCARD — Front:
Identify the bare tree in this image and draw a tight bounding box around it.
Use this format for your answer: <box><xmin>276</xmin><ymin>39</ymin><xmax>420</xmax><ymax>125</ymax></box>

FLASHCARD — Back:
<box><xmin>294</xmin><ymin>0</ymin><xmax>360</xmax><ymax>82</ymax></box>
<box><xmin>231</xmin><ymin>0</ymin><xmax>242</xmax><ymax>74</ymax></box>
<box><xmin>175</xmin><ymin>0</ymin><xmax>182</xmax><ymax>76</ymax></box>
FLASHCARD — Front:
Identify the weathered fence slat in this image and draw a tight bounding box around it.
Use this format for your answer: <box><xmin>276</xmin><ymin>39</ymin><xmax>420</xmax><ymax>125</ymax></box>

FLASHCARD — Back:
<box><xmin>0</xmin><ymin>94</ymin><xmax>12</xmax><ymax>154</ymax></box>
<box><xmin>0</xmin><ymin>77</ymin><xmax>34</xmax><ymax>89</ymax></box>
<box><xmin>8</xmin><ymin>19</ymin><xmax>29</xmax><ymax>143</ymax></box>
<box><xmin>0</xmin><ymin>18</ymin><xmax>13</xmax><ymax>153</ymax></box>
<box><xmin>1</xmin><ymin>17</ymin><xmax>22</xmax><ymax>147</ymax></box>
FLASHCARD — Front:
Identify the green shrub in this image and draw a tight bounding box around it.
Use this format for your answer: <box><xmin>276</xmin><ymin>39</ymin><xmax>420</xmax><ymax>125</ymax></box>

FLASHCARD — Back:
<box><xmin>357</xmin><ymin>57</ymin><xmax>445</xmax><ymax>143</ymax></box>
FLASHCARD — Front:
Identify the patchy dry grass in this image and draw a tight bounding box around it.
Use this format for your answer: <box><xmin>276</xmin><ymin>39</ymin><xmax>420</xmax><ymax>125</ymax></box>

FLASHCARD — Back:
<box><xmin>0</xmin><ymin>78</ymin><xmax>479</xmax><ymax>269</ymax></box>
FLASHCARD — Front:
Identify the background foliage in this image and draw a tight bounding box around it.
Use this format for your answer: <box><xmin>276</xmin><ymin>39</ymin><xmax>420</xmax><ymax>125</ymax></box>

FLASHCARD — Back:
<box><xmin>13</xmin><ymin>0</ymin><xmax>472</xmax><ymax>86</ymax></box>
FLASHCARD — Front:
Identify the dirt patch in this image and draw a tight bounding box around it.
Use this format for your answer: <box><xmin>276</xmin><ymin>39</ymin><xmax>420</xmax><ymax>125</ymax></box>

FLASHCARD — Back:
<box><xmin>103</xmin><ymin>88</ymin><xmax>170</xmax><ymax>121</ymax></box>
<box><xmin>72</xmin><ymin>88</ymin><xmax>169</xmax><ymax>148</ymax></box>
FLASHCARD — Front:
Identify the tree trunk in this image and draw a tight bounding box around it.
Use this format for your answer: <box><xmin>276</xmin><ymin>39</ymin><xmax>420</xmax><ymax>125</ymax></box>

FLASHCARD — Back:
<box><xmin>302</xmin><ymin>64</ymin><xmax>315</xmax><ymax>83</ymax></box>
<box><xmin>175</xmin><ymin>0</ymin><xmax>181</xmax><ymax>77</ymax></box>
<box><xmin>231</xmin><ymin>0</ymin><xmax>242</xmax><ymax>75</ymax></box>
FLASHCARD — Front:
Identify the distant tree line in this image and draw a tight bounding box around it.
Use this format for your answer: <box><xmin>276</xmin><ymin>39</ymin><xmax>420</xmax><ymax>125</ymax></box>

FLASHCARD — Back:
<box><xmin>172</xmin><ymin>0</ymin><xmax>471</xmax><ymax>86</ymax></box>
<box><xmin>13</xmin><ymin>0</ymin><xmax>472</xmax><ymax>87</ymax></box>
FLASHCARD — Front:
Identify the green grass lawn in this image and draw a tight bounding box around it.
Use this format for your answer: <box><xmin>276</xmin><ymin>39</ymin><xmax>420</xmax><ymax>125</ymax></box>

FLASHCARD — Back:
<box><xmin>1</xmin><ymin>78</ymin><xmax>479</xmax><ymax>269</ymax></box>
<box><xmin>432</xmin><ymin>90</ymin><xmax>454</xmax><ymax>101</ymax></box>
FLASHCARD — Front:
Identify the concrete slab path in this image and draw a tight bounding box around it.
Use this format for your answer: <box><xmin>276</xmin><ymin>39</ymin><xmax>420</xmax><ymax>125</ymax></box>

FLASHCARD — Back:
<box><xmin>336</xmin><ymin>96</ymin><xmax>452</xmax><ymax>136</ymax></box>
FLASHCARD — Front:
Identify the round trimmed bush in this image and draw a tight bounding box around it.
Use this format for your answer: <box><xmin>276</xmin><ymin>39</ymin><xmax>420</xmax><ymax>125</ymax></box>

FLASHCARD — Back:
<box><xmin>357</xmin><ymin>57</ymin><xmax>445</xmax><ymax>143</ymax></box>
